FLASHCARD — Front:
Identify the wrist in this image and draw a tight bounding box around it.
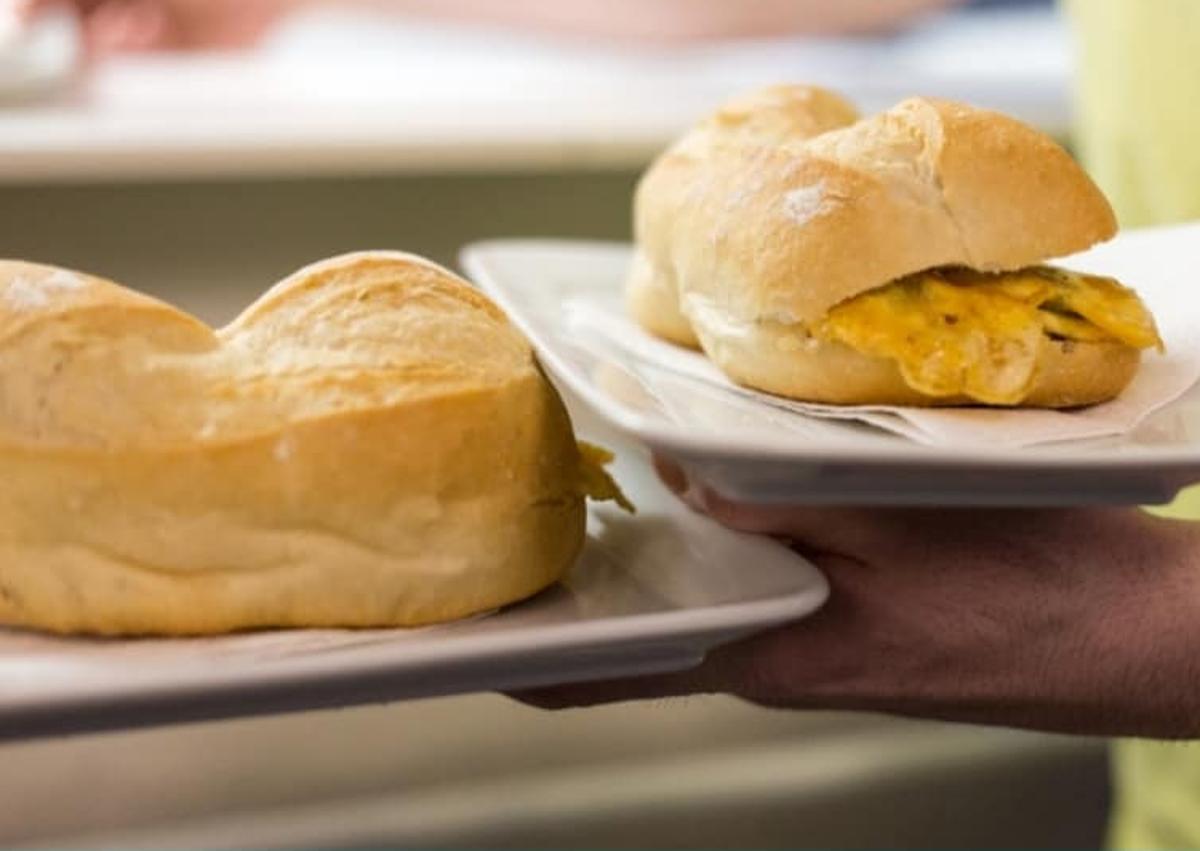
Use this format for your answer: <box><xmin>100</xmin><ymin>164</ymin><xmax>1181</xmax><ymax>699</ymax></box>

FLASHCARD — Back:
<box><xmin>1083</xmin><ymin>513</ymin><xmax>1200</xmax><ymax>737</ymax></box>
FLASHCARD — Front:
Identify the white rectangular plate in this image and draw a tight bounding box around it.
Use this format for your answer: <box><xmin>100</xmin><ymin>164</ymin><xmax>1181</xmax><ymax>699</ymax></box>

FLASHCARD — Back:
<box><xmin>0</xmin><ymin>415</ymin><xmax>826</xmax><ymax>742</ymax></box>
<box><xmin>462</xmin><ymin>228</ymin><xmax>1200</xmax><ymax>506</ymax></box>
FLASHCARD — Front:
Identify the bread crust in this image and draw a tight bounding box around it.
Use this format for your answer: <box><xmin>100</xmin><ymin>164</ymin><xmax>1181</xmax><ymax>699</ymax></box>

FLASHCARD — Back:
<box><xmin>628</xmin><ymin>86</ymin><xmax>1135</xmax><ymax>406</ymax></box>
<box><xmin>692</xmin><ymin>311</ymin><xmax>1141</xmax><ymax>408</ymax></box>
<box><xmin>629</xmin><ymin>84</ymin><xmax>860</xmax><ymax>349</ymax></box>
<box><xmin>0</xmin><ymin>253</ymin><xmax>585</xmax><ymax>635</ymax></box>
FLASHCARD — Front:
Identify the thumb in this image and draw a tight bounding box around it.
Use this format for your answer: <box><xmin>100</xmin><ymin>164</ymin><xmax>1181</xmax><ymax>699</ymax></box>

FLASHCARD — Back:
<box><xmin>651</xmin><ymin>453</ymin><xmax>874</xmax><ymax>553</ymax></box>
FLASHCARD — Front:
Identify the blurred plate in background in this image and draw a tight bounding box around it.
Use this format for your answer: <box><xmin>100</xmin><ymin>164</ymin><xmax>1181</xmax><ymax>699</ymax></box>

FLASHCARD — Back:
<box><xmin>0</xmin><ymin>5</ymin><xmax>1069</xmax><ymax>182</ymax></box>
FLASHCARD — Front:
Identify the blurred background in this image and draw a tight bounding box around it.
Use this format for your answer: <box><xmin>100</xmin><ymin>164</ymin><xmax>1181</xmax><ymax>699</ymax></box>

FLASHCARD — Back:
<box><xmin>0</xmin><ymin>0</ymin><xmax>1124</xmax><ymax>847</ymax></box>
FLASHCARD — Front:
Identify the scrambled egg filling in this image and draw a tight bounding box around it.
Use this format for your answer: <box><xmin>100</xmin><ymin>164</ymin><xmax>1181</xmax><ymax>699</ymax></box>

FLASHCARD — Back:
<box><xmin>817</xmin><ymin>266</ymin><xmax>1163</xmax><ymax>404</ymax></box>
<box><xmin>576</xmin><ymin>442</ymin><xmax>635</xmax><ymax>513</ymax></box>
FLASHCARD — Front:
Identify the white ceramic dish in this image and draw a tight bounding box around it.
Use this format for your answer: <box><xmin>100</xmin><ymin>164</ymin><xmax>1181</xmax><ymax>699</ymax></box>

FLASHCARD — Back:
<box><xmin>0</xmin><ymin>413</ymin><xmax>826</xmax><ymax>742</ymax></box>
<box><xmin>461</xmin><ymin>226</ymin><xmax>1200</xmax><ymax>507</ymax></box>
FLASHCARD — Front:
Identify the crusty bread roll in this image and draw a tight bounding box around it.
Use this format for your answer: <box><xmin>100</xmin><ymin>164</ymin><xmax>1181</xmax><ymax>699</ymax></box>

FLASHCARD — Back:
<box><xmin>630</xmin><ymin>86</ymin><xmax>1157</xmax><ymax>408</ymax></box>
<box><xmin>0</xmin><ymin>252</ymin><xmax>609</xmax><ymax>636</ymax></box>
<box><xmin>629</xmin><ymin>84</ymin><xmax>860</xmax><ymax>347</ymax></box>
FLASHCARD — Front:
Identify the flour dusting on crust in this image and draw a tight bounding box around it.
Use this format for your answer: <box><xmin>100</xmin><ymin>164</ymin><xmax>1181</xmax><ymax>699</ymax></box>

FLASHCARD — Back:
<box><xmin>3</xmin><ymin>269</ymin><xmax>86</xmax><ymax>310</ymax></box>
<box><xmin>782</xmin><ymin>181</ymin><xmax>836</xmax><ymax>227</ymax></box>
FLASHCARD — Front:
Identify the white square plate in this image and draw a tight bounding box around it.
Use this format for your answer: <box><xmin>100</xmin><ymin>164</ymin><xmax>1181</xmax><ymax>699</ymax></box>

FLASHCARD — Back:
<box><xmin>462</xmin><ymin>226</ymin><xmax>1200</xmax><ymax>506</ymax></box>
<box><xmin>0</xmin><ymin>410</ymin><xmax>826</xmax><ymax>742</ymax></box>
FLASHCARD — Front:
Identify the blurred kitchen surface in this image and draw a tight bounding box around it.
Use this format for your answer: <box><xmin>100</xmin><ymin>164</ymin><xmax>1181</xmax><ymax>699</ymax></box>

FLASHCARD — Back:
<box><xmin>4</xmin><ymin>699</ymin><xmax>1108</xmax><ymax>849</ymax></box>
<box><xmin>0</xmin><ymin>2</ymin><xmax>1112</xmax><ymax>848</ymax></box>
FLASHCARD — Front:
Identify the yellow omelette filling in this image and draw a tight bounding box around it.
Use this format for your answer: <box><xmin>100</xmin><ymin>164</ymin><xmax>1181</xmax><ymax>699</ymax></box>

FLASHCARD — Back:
<box><xmin>817</xmin><ymin>266</ymin><xmax>1163</xmax><ymax>405</ymax></box>
<box><xmin>576</xmin><ymin>441</ymin><xmax>635</xmax><ymax>513</ymax></box>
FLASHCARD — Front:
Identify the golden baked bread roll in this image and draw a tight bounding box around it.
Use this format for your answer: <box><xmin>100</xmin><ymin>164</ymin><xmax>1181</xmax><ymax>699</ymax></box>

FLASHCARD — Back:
<box><xmin>629</xmin><ymin>84</ymin><xmax>860</xmax><ymax>347</ymax></box>
<box><xmin>0</xmin><ymin>252</ymin><xmax>621</xmax><ymax>636</ymax></box>
<box><xmin>630</xmin><ymin>85</ymin><xmax>1162</xmax><ymax>407</ymax></box>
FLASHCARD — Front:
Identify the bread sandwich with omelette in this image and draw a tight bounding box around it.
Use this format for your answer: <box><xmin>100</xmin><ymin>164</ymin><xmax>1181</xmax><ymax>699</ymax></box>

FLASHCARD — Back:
<box><xmin>0</xmin><ymin>253</ymin><xmax>625</xmax><ymax>636</ymax></box>
<box><xmin>629</xmin><ymin>85</ymin><xmax>1162</xmax><ymax>407</ymax></box>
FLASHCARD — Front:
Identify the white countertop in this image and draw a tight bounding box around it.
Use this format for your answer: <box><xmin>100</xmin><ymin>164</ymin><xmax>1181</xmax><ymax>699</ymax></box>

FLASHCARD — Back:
<box><xmin>0</xmin><ymin>5</ymin><xmax>1071</xmax><ymax>183</ymax></box>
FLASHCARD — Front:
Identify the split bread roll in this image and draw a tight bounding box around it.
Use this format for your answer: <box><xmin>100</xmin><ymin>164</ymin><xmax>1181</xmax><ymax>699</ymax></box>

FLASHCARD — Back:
<box><xmin>629</xmin><ymin>84</ymin><xmax>861</xmax><ymax>348</ymax></box>
<box><xmin>630</xmin><ymin>85</ymin><xmax>1163</xmax><ymax>407</ymax></box>
<box><xmin>0</xmin><ymin>253</ymin><xmax>624</xmax><ymax>636</ymax></box>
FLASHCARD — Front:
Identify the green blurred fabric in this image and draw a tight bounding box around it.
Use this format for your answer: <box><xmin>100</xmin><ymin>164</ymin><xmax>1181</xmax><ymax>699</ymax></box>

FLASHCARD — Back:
<box><xmin>1066</xmin><ymin>2</ymin><xmax>1200</xmax><ymax>846</ymax></box>
<box><xmin>1068</xmin><ymin>0</ymin><xmax>1200</xmax><ymax>228</ymax></box>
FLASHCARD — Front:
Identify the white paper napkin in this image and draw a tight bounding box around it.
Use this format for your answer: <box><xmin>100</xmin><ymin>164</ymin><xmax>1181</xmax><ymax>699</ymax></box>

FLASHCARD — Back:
<box><xmin>567</xmin><ymin>222</ymin><xmax>1200</xmax><ymax>448</ymax></box>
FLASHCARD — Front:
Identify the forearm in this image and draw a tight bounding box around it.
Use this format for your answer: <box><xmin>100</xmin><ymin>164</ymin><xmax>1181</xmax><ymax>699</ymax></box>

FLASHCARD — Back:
<box><xmin>717</xmin><ymin>511</ymin><xmax>1200</xmax><ymax>739</ymax></box>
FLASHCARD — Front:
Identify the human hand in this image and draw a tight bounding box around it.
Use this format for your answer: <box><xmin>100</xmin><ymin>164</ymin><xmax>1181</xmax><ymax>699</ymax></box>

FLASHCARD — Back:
<box><xmin>18</xmin><ymin>0</ymin><xmax>288</xmax><ymax>52</ymax></box>
<box><xmin>523</xmin><ymin>458</ymin><xmax>1200</xmax><ymax>739</ymax></box>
